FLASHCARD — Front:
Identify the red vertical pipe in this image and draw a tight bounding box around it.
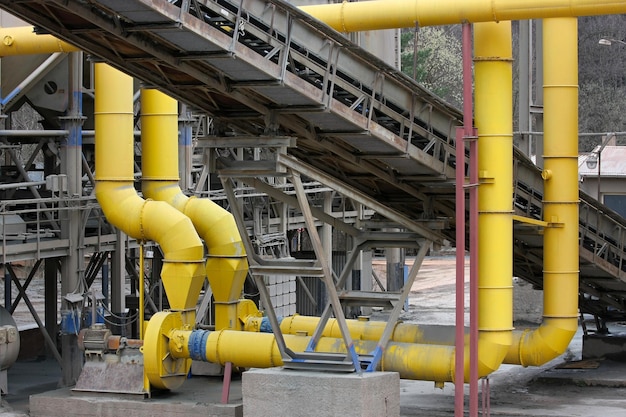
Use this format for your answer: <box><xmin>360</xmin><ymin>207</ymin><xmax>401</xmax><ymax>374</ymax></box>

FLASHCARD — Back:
<box><xmin>469</xmin><ymin>100</ymin><xmax>480</xmax><ymax>417</ymax></box>
<box><xmin>221</xmin><ymin>361</ymin><xmax>233</xmax><ymax>403</ymax></box>
<box><xmin>454</xmin><ymin>126</ymin><xmax>465</xmax><ymax>416</ymax></box>
<box><xmin>455</xmin><ymin>21</ymin><xmax>474</xmax><ymax>417</ymax></box>
<box><xmin>463</xmin><ymin>21</ymin><xmax>480</xmax><ymax>417</ymax></box>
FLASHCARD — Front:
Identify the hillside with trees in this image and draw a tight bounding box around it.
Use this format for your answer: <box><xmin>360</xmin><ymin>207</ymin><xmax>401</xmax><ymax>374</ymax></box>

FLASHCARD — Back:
<box><xmin>400</xmin><ymin>16</ymin><xmax>626</xmax><ymax>152</ymax></box>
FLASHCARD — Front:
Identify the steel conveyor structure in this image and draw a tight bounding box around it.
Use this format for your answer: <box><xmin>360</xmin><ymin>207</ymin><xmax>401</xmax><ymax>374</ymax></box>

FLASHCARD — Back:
<box><xmin>2</xmin><ymin>0</ymin><xmax>626</xmax><ymax>359</ymax></box>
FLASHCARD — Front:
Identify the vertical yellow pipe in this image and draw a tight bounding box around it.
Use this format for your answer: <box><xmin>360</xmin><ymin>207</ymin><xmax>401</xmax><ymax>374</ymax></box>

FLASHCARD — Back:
<box><xmin>505</xmin><ymin>18</ymin><xmax>579</xmax><ymax>366</ymax></box>
<box><xmin>474</xmin><ymin>21</ymin><xmax>514</xmax><ymax>366</ymax></box>
<box><xmin>141</xmin><ymin>89</ymin><xmax>248</xmax><ymax>330</ymax></box>
<box><xmin>238</xmin><ymin>21</ymin><xmax>516</xmax><ymax>381</ymax></box>
<box><xmin>93</xmin><ymin>64</ymin><xmax>204</xmax><ymax>327</ymax></box>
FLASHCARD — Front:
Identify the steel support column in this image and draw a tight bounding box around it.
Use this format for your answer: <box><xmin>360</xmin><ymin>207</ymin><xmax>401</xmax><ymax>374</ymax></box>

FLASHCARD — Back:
<box><xmin>59</xmin><ymin>51</ymin><xmax>85</xmax><ymax>386</ymax></box>
<box><xmin>44</xmin><ymin>258</ymin><xmax>58</xmax><ymax>354</ymax></box>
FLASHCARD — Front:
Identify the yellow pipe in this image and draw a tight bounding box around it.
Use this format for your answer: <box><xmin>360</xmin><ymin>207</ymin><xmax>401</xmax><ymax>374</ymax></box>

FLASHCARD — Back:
<box><xmin>0</xmin><ymin>26</ymin><xmax>78</xmax><ymax>56</ymax></box>
<box><xmin>245</xmin><ymin>314</ymin><xmax>462</xmax><ymax>346</ymax></box>
<box><xmin>93</xmin><ymin>64</ymin><xmax>204</xmax><ymax>321</ymax></box>
<box><xmin>242</xmin><ymin>23</ymin><xmax>514</xmax><ymax>375</ymax></box>
<box><xmin>505</xmin><ymin>18</ymin><xmax>579</xmax><ymax>366</ymax></box>
<box><xmin>299</xmin><ymin>0</ymin><xmax>626</xmax><ymax>31</ymax></box>
<box><xmin>140</xmin><ymin>89</ymin><xmax>248</xmax><ymax>330</ymax></box>
<box><xmin>473</xmin><ymin>21</ymin><xmax>514</xmax><ymax>366</ymax></box>
<box><xmin>170</xmin><ymin>324</ymin><xmax>501</xmax><ymax>382</ymax></box>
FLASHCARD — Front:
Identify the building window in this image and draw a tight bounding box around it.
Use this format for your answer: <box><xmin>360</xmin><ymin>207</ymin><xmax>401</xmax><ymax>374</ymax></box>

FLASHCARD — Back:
<box><xmin>603</xmin><ymin>194</ymin><xmax>626</xmax><ymax>219</ymax></box>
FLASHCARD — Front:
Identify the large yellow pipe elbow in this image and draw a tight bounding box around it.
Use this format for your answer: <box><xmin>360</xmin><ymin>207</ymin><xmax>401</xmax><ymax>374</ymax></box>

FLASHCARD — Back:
<box><xmin>141</xmin><ymin>89</ymin><xmax>248</xmax><ymax>330</ymax></box>
<box><xmin>94</xmin><ymin>64</ymin><xmax>204</xmax><ymax>314</ymax></box>
<box><xmin>505</xmin><ymin>18</ymin><xmax>579</xmax><ymax>366</ymax></box>
<box><xmin>300</xmin><ymin>0</ymin><xmax>626</xmax><ymax>31</ymax></box>
<box><xmin>0</xmin><ymin>26</ymin><xmax>78</xmax><ymax>56</ymax></box>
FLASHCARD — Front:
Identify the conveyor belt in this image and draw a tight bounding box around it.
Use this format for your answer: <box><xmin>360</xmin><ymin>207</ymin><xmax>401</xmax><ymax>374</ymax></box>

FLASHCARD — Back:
<box><xmin>1</xmin><ymin>0</ymin><xmax>626</xmax><ymax>320</ymax></box>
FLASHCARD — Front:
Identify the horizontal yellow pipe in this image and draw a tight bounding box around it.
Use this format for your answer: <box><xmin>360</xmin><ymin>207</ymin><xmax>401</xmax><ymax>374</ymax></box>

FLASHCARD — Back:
<box><xmin>94</xmin><ymin>64</ymin><xmax>204</xmax><ymax>313</ymax></box>
<box><xmin>300</xmin><ymin>0</ymin><xmax>626</xmax><ymax>31</ymax></box>
<box><xmin>171</xmin><ymin>326</ymin><xmax>502</xmax><ymax>382</ymax></box>
<box><xmin>251</xmin><ymin>313</ymin><xmax>578</xmax><ymax>367</ymax></box>
<box><xmin>141</xmin><ymin>89</ymin><xmax>248</xmax><ymax>328</ymax></box>
<box><xmin>0</xmin><ymin>26</ymin><xmax>78</xmax><ymax>56</ymax></box>
<box><xmin>246</xmin><ymin>314</ymin><xmax>462</xmax><ymax>345</ymax></box>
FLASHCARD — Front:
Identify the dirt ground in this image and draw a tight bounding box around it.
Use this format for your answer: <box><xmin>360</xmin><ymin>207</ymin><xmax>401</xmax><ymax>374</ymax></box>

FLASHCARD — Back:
<box><xmin>372</xmin><ymin>254</ymin><xmax>469</xmax><ymax>325</ymax></box>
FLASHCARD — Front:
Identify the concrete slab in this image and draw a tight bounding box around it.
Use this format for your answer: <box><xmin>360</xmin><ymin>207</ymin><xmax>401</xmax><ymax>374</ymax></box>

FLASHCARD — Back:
<box><xmin>28</xmin><ymin>373</ymin><xmax>243</xmax><ymax>417</ymax></box>
<box><xmin>30</xmin><ymin>388</ymin><xmax>242</xmax><ymax>417</ymax></box>
<box><xmin>242</xmin><ymin>368</ymin><xmax>400</xmax><ymax>417</ymax></box>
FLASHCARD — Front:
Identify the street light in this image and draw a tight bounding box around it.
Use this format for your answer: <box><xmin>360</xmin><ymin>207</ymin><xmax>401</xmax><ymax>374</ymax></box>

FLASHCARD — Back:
<box><xmin>599</xmin><ymin>38</ymin><xmax>626</xmax><ymax>46</ymax></box>
<box><xmin>585</xmin><ymin>133</ymin><xmax>615</xmax><ymax>202</ymax></box>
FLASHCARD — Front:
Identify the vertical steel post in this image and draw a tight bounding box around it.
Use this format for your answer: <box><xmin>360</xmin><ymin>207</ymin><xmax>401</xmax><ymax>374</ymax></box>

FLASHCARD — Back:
<box><xmin>60</xmin><ymin>51</ymin><xmax>85</xmax><ymax>386</ymax></box>
<box><xmin>454</xmin><ymin>21</ymin><xmax>474</xmax><ymax>416</ymax></box>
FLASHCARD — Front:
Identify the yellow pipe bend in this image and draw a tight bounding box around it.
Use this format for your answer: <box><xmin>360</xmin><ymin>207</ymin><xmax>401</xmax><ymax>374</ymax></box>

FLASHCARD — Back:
<box><xmin>505</xmin><ymin>18</ymin><xmax>580</xmax><ymax>366</ymax></box>
<box><xmin>94</xmin><ymin>64</ymin><xmax>204</xmax><ymax>314</ymax></box>
<box><xmin>300</xmin><ymin>0</ymin><xmax>626</xmax><ymax>31</ymax></box>
<box><xmin>140</xmin><ymin>89</ymin><xmax>248</xmax><ymax>330</ymax></box>
<box><xmin>0</xmin><ymin>26</ymin><xmax>78</xmax><ymax>56</ymax></box>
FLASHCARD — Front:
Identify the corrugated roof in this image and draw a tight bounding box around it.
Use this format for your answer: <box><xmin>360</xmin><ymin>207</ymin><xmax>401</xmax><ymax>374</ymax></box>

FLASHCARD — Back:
<box><xmin>579</xmin><ymin>146</ymin><xmax>626</xmax><ymax>177</ymax></box>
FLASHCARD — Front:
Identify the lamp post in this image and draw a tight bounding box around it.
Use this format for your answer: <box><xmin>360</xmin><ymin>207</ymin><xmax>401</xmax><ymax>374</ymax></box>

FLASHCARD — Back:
<box><xmin>599</xmin><ymin>38</ymin><xmax>626</xmax><ymax>46</ymax></box>
<box><xmin>594</xmin><ymin>38</ymin><xmax>624</xmax><ymax>201</ymax></box>
<box><xmin>586</xmin><ymin>133</ymin><xmax>615</xmax><ymax>202</ymax></box>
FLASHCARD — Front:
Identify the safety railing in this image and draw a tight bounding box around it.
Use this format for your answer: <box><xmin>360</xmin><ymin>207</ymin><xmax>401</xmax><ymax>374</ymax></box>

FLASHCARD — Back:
<box><xmin>514</xmin><ymin>148</ymin><xmax>626</xmax><ymax>298</ymax></box>
<box><xmin>0</xmin><ymin>195</ymin><xmax>114</xmax><ymax>263</ymax></box>
<box><xmin>168</xmin><ymin>0</ymin><xmax>462</xmax><ymax>173</ymax></box>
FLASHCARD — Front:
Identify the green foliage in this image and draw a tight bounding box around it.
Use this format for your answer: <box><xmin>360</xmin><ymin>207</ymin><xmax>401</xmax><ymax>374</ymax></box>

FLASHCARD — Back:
<box><xmin>400</xmin><ymin>26</ymin><xmax>463</xmax><ymax>109</ymax></box>
<box><xmin>578</xmin><ymin>15</ymin><xmax>626</xmax><ymax>150</ymax></box>
<box><xmin>399</xmin><ymin>17</ymin><xmax>626</xmax><ymax>150</ymax></box>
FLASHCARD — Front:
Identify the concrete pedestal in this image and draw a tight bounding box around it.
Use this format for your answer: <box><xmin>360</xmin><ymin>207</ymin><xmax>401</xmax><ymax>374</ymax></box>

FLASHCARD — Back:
<box><xmin>242</xmin><ymin>368</ymin><xmax>399</xmax><ymax>417</ymax></box>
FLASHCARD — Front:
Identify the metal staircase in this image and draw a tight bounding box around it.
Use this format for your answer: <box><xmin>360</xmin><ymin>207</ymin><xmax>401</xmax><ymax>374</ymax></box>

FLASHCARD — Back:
<box><xmin>2</xmin><ymin>0</ymin><xmax>626</xmax><ymax>338</ymax></box>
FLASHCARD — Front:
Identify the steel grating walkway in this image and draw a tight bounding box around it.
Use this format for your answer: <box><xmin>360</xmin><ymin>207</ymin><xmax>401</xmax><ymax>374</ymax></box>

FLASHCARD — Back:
<box><xmin>2</xmin><ymin>0</ymin><xmax>626</xmax><ymax>321</ymax></box>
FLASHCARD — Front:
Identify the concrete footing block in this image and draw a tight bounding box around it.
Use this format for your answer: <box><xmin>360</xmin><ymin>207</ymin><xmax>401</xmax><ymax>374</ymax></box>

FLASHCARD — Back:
<box><xmin>30</xmin><ymin>388</ymin><xmax>242</xmax><ymax>417</ymax></box>
<box><xmin>242</xmin><ymin>368</ymin><xmax>400</xmax><ymax>417</ymax></box>
<box><xmin>192</xmin><ymin>360</ymin><xmax>224</xmax><ymax>376</ymax></box>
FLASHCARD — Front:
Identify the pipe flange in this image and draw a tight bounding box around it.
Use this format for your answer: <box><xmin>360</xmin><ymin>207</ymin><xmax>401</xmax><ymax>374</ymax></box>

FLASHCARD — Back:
<box><xmin>143</xmin><ymin>311</ymin><xmax>190</xmax><ymax>390</ymax></box>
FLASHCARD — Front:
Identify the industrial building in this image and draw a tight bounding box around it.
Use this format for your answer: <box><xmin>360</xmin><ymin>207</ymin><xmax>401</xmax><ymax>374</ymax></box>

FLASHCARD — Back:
<box><xmin>1</xmin><ymin>0</ymin><xmax>626</xmax><ymax>416</ymax></box>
